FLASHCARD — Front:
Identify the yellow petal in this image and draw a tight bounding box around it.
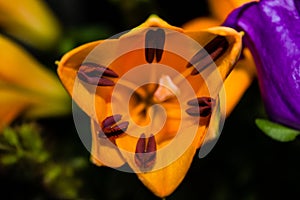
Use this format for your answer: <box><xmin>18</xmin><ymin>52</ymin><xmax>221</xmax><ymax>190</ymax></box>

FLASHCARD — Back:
<box><xmin>134</xmin><ymin>14</ymin><xmax>183</xmax><ymax>32</ymax></box>
<box><xmin>182</xmin><ymin>18</ymin><xmax>257</xmax><ymax>116</ymax></box>
<box><xmin>184</xmin><ymin>26</ymin><xmax>243</xmax><ymax>86</ymax></box>
<box><xmin>0</xmin><ymin>90</ymin><xmax>29</xmax><ymax>131</ymax></box>
<box><xmin>0</xmin><ymin>35</ymin><xmax>70</xmax><ymax>128</ymax></box>
<box><xmin>90</xmin><ymin>119</ymin><xmax>126</xmax><ymax>167</ymax></box>
<box><xmin>0</xmin><ymin>0</ymin><xmax>61</xmax><ymax>50</ymax></box>
<box><xmin>57</xmin><ymin>40</ymin><xmax>119</xmax><ymax>121</ymax></box>
<box><xmin>224</xmin><ymin>48</ymin><xmax>257</xmax><ymax>116</ymax></box>
<box><xmin>116</xmin><ymin>126</ymin><xmax>207</xmax><ymax>197</ymax></box>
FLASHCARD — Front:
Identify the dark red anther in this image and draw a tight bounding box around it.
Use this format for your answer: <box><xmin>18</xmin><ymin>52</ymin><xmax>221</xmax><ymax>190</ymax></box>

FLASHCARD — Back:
<box><xmin>78</xmin><ymin>72</ymin><xmax>115</xmax><ymax>86</ymax></box>
<box><xmin>186</xmin><ymin>97</ymin><xmax>215</xmax><ymax>117</ymax></box>
<box><xmin>77</xmin><ymin>62</ymin><xmax>118</xmax><ymax>86</ymax></box>
<box><xmin>145</xmin><ymin>29</ymin><xmax>165</xmax><ymax>63</ymax></box>
<box><xmin>186</xmin><ymin>106</ymin><xmax>212</xmax><ymax>117</ymax></box>
<box><xmin>135</xmin><ymin>133</ymin><xmax>146</xmax><ymax>154</ymax></box>
<box><xmin>102</xmin><ymin>114</ymin><xmax>122</xmax><ymax>128</ymax></box>
<box><xmin>146</xmin><ymin>134</ymin><xmax>156</xmax><ymax>153</ymax></box>
<box><xmin>187</xmin><ymin>97</ymin><xmax>214</xmax><ymax>107</ymax></box>
<box><xmin>98</xmin><ymin>115</ymin><xmax>128</xmax><ymax>139</ymax></box>
<box><xmin>134</xmin><ymin>134</ymin><xmax>157</xmax><ymax>170</ymax></box>
<box><xmin>186</xmin><ymin>36</ymin><xmax>229</xmax><ymax>75</ymax></box>
<box><xmin>102</xmin><ymin>121</ymin><xmax>129</xmax><ymax>138</ymax></box>
<box><xmin>145</xmin><ymin>47</ymin><xmax>155</xmax><ymax>63</ymax></box>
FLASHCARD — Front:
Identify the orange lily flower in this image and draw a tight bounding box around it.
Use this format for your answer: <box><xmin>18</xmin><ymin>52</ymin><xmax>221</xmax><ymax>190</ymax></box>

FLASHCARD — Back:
<box><xmin>0</xmin><ymin>35</ymin><xmax>70</xmax><ymax>131</ymax></box>
<box><xmin>183</xmin><ymin>0</ymin><xmax>257</xmax><ymax>116</ymax></box>
<box><xmin>0</xmin><ymin>0</ymin><xmax>61</xmax><ymax>50</ymax></box>
<box><xmin>57</xmin><ymin>15</ymin><xmax>242</xmax><ymax>197</ymax></box>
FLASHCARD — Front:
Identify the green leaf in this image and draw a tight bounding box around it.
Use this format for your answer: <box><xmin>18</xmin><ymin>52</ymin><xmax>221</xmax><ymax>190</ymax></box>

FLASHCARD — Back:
<box><xmin>18</xmin><ymin>123</ymin><xmax>42</xmax><ymax>151</ymax></box>
<box><xmin>2</xmin><ymin>127</ymin><xmax>19</xmax><ymax>147</ymax></box>
<box><xmin>1</xmin><ymin>154</ymin><xmax>19</xmax><ymax>165</ymax></box>
<box><xmin>255</xmin><ymin>118</ymin><xmax>300</xmax><ymax>142</ymax></box>
<box><xmin>44</xmin><ymin>165</ymin><xmax>62</xmax><ymax>184</ymax></box>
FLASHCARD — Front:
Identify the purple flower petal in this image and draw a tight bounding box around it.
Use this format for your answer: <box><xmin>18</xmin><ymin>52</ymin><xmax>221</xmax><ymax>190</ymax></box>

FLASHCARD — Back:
<box><xmin>224</xmin><ymin>0</ymin><xmax>300</xmax><ymax>130</ymax></box>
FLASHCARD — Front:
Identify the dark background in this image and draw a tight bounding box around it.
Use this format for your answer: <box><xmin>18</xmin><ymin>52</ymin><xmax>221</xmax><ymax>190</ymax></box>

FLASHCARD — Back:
<box><xmin>1</xmin><ymin>0</ymin><xmax>300</xmax><ymax>199</ymax></box>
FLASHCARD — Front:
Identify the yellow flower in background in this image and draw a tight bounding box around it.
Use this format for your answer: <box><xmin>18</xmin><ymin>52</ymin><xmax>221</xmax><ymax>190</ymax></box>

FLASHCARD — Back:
<box><xmin>57</xmin><ymin>15</ymin><xmax>243</xmax><ymax>197</ymax></box>
<box><xmin>183</xmin><ymin>0</ymin><xmax>257</xmax><ymax>116</ymax></box>
<box><xmin>0</xmin><ymin>0</ymin><xmax>69</xmax><ymax>130</ymax></box>
<box><xmin>0</xmin><ymin>0</ymin><xmax>61</xmax><ymax>50</ymax></box>
<box><xmin>209</xmin><ymin>0</ymin><xmax>259</xmax><ymax>22</ymax></box>
<box><xmin>0</xmin><ymin>35</ymin><xmax>70</xmax><ymax>131</ymax></box>
<box><xmin>182</xmin><ymin>0</ymin><xmax>259</xmax><ymax>29</ymax></box>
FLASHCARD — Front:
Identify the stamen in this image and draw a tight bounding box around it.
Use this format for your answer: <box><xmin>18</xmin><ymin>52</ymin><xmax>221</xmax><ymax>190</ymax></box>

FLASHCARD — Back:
<box><xmin>98</xmin><ymin>114</ymin><xmax>128</xmax><ymax>139</ymax></box>
<box><xmin>145</xmin><ymin>47</ymin><xmax>155</xmax><ymax>63</ymax></box>
<box><xmin>145</xmin><ymin>29</ymin><xmax>166</xmax><ymax>63</ymax></box>
<box><xmin>77</xmin><ymin>72</ymin><xmax>114</xmax><ymax>86</ymax></box>
<box><xmin>78</xmin><ymin>62</ymin><xmax>118</xmax><ymax>86</ymax></box>
<box><xmin>134</xmin><ymin>134</ymin><xmax>157</xmax><ymax>170</ymax></box>
<box><xmin>186</xmin><ymin>36</ymin><xmax>229</xmax><ymax>75</ymax></box>
<box><xmin>187</xmin><ymin>97</ymin><xmax>214</xmax><ymax>107</ymax></box>
<box><xmin>102</xmin><ymin>114</ymin><xmax>122</xmax><ymax>129</ymax></box>
<box><xmin>135</xmin><ymin>133</ymin><xmax>146</xmax><ymax>154</ymax></box>
<box><xmin>97</xmin><ymin>77</ymin><xmax>115</xmax><ymax>86</ymax></box>
<box><xmin>81</xmin><ymin>62</ymin><xmax>119</xmax><ymax>77</ymax></box>
<box><xmin>186</xmin><ymin>97</ymin><xmax>215</xmax><ymax>117</ymax></box>
<box><xmin>186</xmin><ymin>106</ymin><xmax>212</xmax><ymax>117</ymax></box>
<box><xmin>156</xmin><ymin>48</ymin><xmax>164</xmax><ymax>63</ymax></box>
<box><xmin>102</xmin><ymin>121</ymin><xmax>129</xmax><ymax>138</ymax></box>
<box><xmin>146</xmin><ymin>134</ymin><xmax>156</xmax><ymax>153</ymax></box>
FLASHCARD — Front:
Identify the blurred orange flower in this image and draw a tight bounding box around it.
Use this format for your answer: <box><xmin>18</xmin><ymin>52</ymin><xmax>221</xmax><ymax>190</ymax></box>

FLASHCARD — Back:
<box><xmin>0</xmin><ymin>1</ymin><xmax>69</xmax><ymax>131</ymax></box>
<box><xmin>0</xmin><ymin>35</ymin><xmax>70</xmax><ymax>131</ymax></box>
<box><xmin>0</xmin><ymin>0</ymin><xmax>61</xmax><ymax>50</ymax></box>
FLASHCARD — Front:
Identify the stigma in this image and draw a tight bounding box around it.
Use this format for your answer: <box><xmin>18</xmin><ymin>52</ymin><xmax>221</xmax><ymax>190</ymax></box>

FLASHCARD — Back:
<box><xmin>153</xmin><ymin>75</ymin><xmax>180</xmax><ymax>102</ymax></box>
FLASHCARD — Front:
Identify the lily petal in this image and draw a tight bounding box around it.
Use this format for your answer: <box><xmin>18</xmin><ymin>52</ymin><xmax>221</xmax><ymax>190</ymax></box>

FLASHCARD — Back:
<box><xmin>0</xmin><ymin>35</ymin><xmax>70</xmax><ymax>130</ymax></box>
<box><xmin>224</xmin><ymin>48</ymin><xmax>256</xmax><ymax>116</ymax></box>
<box><xmin>0</xmin><ymin>89</ymin><xmax>30</xmax><ymax>130</ymax></box>
<box><xmin>90</xmin><ymin>119</ymin><xmax>126</xmax><ymax>167</ymax></box>
<box><xmin>224</xmin><ymin>0</ymin><xmax>300</xmax><ymax>129</ymax></box>
<box><xmin>116</xmin><ymin>125</ymin><xmax>207</xmax><ymax>197</ymax></box>
<box><xmin>134</xmin><ymin>14</ymin><xmax>183</xmax><ymax>32</ymax></box>
<box><xmin>0</xmin><ymin>0</ymin><xmax>61</xmax><ymax>50</ymax></box>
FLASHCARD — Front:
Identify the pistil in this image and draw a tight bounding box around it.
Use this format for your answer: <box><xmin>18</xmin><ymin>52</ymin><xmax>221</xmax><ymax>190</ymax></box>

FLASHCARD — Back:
<box><xmin>153</xmin><ymin>75</ymin><xmax>180</xmax><ymax>102</ymax></box>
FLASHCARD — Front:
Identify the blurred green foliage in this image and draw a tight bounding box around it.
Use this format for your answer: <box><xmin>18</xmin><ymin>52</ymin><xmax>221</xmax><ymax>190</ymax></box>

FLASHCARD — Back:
<box><xmin>0</xmin><ymin>123</ymin><xmax>88</xmax><ymax>199</ymax></box>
